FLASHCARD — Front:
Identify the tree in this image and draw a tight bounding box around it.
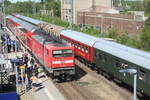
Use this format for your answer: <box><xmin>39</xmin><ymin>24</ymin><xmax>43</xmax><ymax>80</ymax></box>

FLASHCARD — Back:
<box><xmin>140</xmin><ymin>17</ymin><xmax>150</xmax><ymax>51</ymax></box>
<box><xmin>144</xmin><ymin>0</ymin><xmax>150</xmax><ymax>14</ymax></box>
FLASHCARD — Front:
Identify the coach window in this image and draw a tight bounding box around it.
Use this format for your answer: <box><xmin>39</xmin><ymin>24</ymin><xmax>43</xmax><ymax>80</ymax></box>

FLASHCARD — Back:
<box><xmin>75</xmin><ymin>44</ymin><xmax>77</xmax><ymax>48</ymax></box>
<box><xmin>116</xmin><ymin>60</ymin><xmax>121</xmax><ymax>68</ymax></box>
<box><xmin>85</xmin><ymin>48</ymin><xmax>88</xmax><ymax>53</ymax></box>
<box><xmin>81</xmin><ymin>47</ymin><xmax>84</xmax><ymax>52</ymax></box>
<box><xmin>78</xmin><ymin>46</ymin><xmax>81</xmax><ymax>50</ymax></box>
<box><xmin>138</xmin><ymin>70</ymin><xmax>146</xmax><ymax>81</ymax></box>
<box><xmin>121</xmin><ymin>63</ymin><xmax>128</xmax><ymax>68</ymax></box>
<box><xmin>103</xmin><ymin>55</ymin><xmax>107</xmax><ymax>62</ymax></box>
<box><xmin>148</xmin><ymin>74</ymin><xmax>150</xmax><ymax>84</ymax></box>
<box><xmin>72</xmin><ymin>43</ymin><xmax>74</xmax><ymax>46</ymax></box>
<box><xmin>71</xmin><ymin>42</ymin><xmax>74</xmax><ymax>46</ymax></box>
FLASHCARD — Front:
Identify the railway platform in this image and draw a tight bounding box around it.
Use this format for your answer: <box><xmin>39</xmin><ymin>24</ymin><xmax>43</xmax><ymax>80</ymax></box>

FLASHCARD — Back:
<box><xmin>4</xmin><ymin>26</ymin><xmax>66</xmax><ymax>100</ymax></box>
<box><xmin>30</xmin><ymin>72</ymin><xmax>65</xmax><ymax>100</ymax></box>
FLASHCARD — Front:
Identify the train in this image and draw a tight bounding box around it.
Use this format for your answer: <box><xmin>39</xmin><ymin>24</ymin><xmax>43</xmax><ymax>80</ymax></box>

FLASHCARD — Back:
<box><xmin>6</xmin><ymin>15</ymin><xmax>75</xmax><ymax>80</ymax></box>
<box><xmin>11</xmin><ymin>14</ymin><xmax>150</xmax><ymax>97</ymax></box>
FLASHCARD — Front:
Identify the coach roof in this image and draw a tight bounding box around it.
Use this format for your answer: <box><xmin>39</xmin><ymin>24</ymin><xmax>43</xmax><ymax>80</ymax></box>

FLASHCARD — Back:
<box><xmin>94</xmin><ymin>41</ymin><xmax>150</xmax><ymax>70</ymax></box>
<box><xmin>7</xmin><ymin>15</ymin><xmax>38</xmax><ymax>32</ymax></box>
<box><xmin>60</xmin><ymin>30</ymin><xmax>98</xmax><ymax>46</ymax></box>
<box><xmin>15</xmin><ymin>14</ymin><xmax>45</xmax><ymax>25</ymax></box>
<box><xmin>99</xmin><ymin>38</ymin><xmax>150</xmax><ymax>60</ymax></box>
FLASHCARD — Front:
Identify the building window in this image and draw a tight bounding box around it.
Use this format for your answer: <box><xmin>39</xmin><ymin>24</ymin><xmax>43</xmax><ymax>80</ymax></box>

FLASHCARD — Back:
<box><xmin>138</xmin><ymin>70</ymin><xmax>146</xmax><ymax>81</ymax></box>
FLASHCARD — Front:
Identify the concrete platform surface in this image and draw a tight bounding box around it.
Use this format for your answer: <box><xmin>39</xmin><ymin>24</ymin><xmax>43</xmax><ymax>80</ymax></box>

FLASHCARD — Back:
<box><xmin>31</xmin><ymin>72</ymin><xmax>65</xmax><ymax>100</ymax></box>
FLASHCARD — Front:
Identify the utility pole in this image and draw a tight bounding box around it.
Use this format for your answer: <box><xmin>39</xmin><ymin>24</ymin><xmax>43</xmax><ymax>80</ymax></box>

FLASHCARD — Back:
<box><xmin>43</xmin><ymin>0</ymin><xmax>46</xmax><ymax>15</ymax></box>
<box><xmin>32</xmin><ymin>0</ymin><xmax>36</xmax><ymax>16</ymax></box>
<box><xmin>69</xmin><ymin>0</ymin><xmax>73</xmax><ymax>28</ymax></box>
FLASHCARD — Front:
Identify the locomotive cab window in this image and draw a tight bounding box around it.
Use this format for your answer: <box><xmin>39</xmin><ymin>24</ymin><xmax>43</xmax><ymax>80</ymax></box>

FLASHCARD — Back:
<box><xmin>138</xmin><ymin>70</ymin><xmax>146</xmax><ymax>81</ymax></box>
<box><xmin>53</xmin><ymin>49</ymin><xmax>72</xmax><ymax>57</ymax></box>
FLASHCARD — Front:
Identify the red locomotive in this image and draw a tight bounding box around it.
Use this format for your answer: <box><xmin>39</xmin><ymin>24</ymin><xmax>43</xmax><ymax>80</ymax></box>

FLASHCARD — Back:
<box><xmin>6</xmin><ymin>15</ymin><xmax>75</xmax><ymax>80</ymax></box>
<box><xmin>14</xmin><ymin>14</ymin><xmax>96</xmax><ymax>66</ymax></box>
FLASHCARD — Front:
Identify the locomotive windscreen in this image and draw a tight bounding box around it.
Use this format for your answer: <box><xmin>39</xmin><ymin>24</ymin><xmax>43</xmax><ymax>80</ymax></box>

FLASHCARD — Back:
<box><xmin>53</xmin><ymin>49</ymin><xmax>72</xmax><ymax>57</ymax></box>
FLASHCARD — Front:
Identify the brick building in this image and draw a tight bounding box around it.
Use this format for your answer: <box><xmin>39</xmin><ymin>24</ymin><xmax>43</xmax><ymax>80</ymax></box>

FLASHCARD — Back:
<box><xmin>77</xmin><ymin>11</ymin><xmax>145</xmax><ymax>34</ymax></box>
<box><xmin>61</xmin><ymin>0</ymin><xmax>112</xmax><ymax>24</ymax></box>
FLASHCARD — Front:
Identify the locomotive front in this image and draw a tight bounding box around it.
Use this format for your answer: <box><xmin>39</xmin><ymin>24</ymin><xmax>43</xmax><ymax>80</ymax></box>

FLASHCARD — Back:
<box><xmin>47</xmin><ymin>44</ymin><xmax>75</xmax><ymax>80</ymax></box>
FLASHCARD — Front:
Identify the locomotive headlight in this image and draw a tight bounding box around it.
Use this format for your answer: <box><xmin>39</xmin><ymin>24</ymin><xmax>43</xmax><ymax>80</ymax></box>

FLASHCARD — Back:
<box><xmin>53</xmin><ymin>60</ymin><xmax>73</xmax><ymax>64</ymax></box>
<box><xmin>65</xmin><ymin>60</ymin><xmax>73</xmax><ymax>63</ymax></box>
<box><xmin>52</xmin><ymin>61</ymin><xmax>61</xmax><ymax>64</ymax></box>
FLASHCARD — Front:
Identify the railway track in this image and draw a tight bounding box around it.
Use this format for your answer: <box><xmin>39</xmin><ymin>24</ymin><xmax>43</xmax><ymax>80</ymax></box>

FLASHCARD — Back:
<box><xmin>54</xmin><ymin>59</ymin><xmax>136</xmax><ymax>100</ymax></box>
<box><xmin>55</xmin><ymin>81</ymin><xmax>99</xmax><ymax>100</ymax></box>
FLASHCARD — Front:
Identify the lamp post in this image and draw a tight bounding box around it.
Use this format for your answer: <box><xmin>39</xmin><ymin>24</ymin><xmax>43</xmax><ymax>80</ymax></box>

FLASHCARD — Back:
<box><xmin>119</xmin><ymin>69</ymin><xmax>137</xmax><ymax>100</ymax></box>
<box><xmin>2</xmin><ymin>0</ymin><xmax>6</xmax><ymax>30</ymax></box>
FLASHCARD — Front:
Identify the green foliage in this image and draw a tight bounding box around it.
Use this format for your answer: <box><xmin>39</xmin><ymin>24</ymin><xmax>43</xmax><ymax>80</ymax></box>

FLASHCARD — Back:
<box><xmin>144</xmin><ymin>0</ymin><xmax>150</xmax><ymax>14</ymax></box>
<box><xmin>140</xmin><ymin>17</ymin><xmax>150</xmax><ymax>51</ymax></box>
<box><xmin>105</xmin><ymin>28</ymin><xmax>118</xmax><ymax>38</ymax></box>
<box><xmin>6</xmin><ymin>1</ymin><xmax>35</xmax><ymax>14</ymax></box>
<box><xmin>116</xmin><ymin>33</ymin><xmax>129</xmax><ymax>45</ymax></box>
<box><xmin>126</xmin><ymin>1</ymin><xmax>144</xmax><ymax>11</ymax></box>
<box><xmin>82</xmin><ymin>26</ymin><xmax>100</xmax><ymax>37</ymax></box>
<box><xmin>5</xmin><ymin>0</ymin><xmax>61</xmax><ymax>17</ymax></box>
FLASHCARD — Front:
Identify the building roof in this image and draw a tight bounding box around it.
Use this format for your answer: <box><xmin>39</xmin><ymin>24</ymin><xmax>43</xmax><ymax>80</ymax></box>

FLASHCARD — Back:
<box><xmin>60</xmin><ymin>30</ymin><xmax>98</xmax><ymax>46</ymax></box>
